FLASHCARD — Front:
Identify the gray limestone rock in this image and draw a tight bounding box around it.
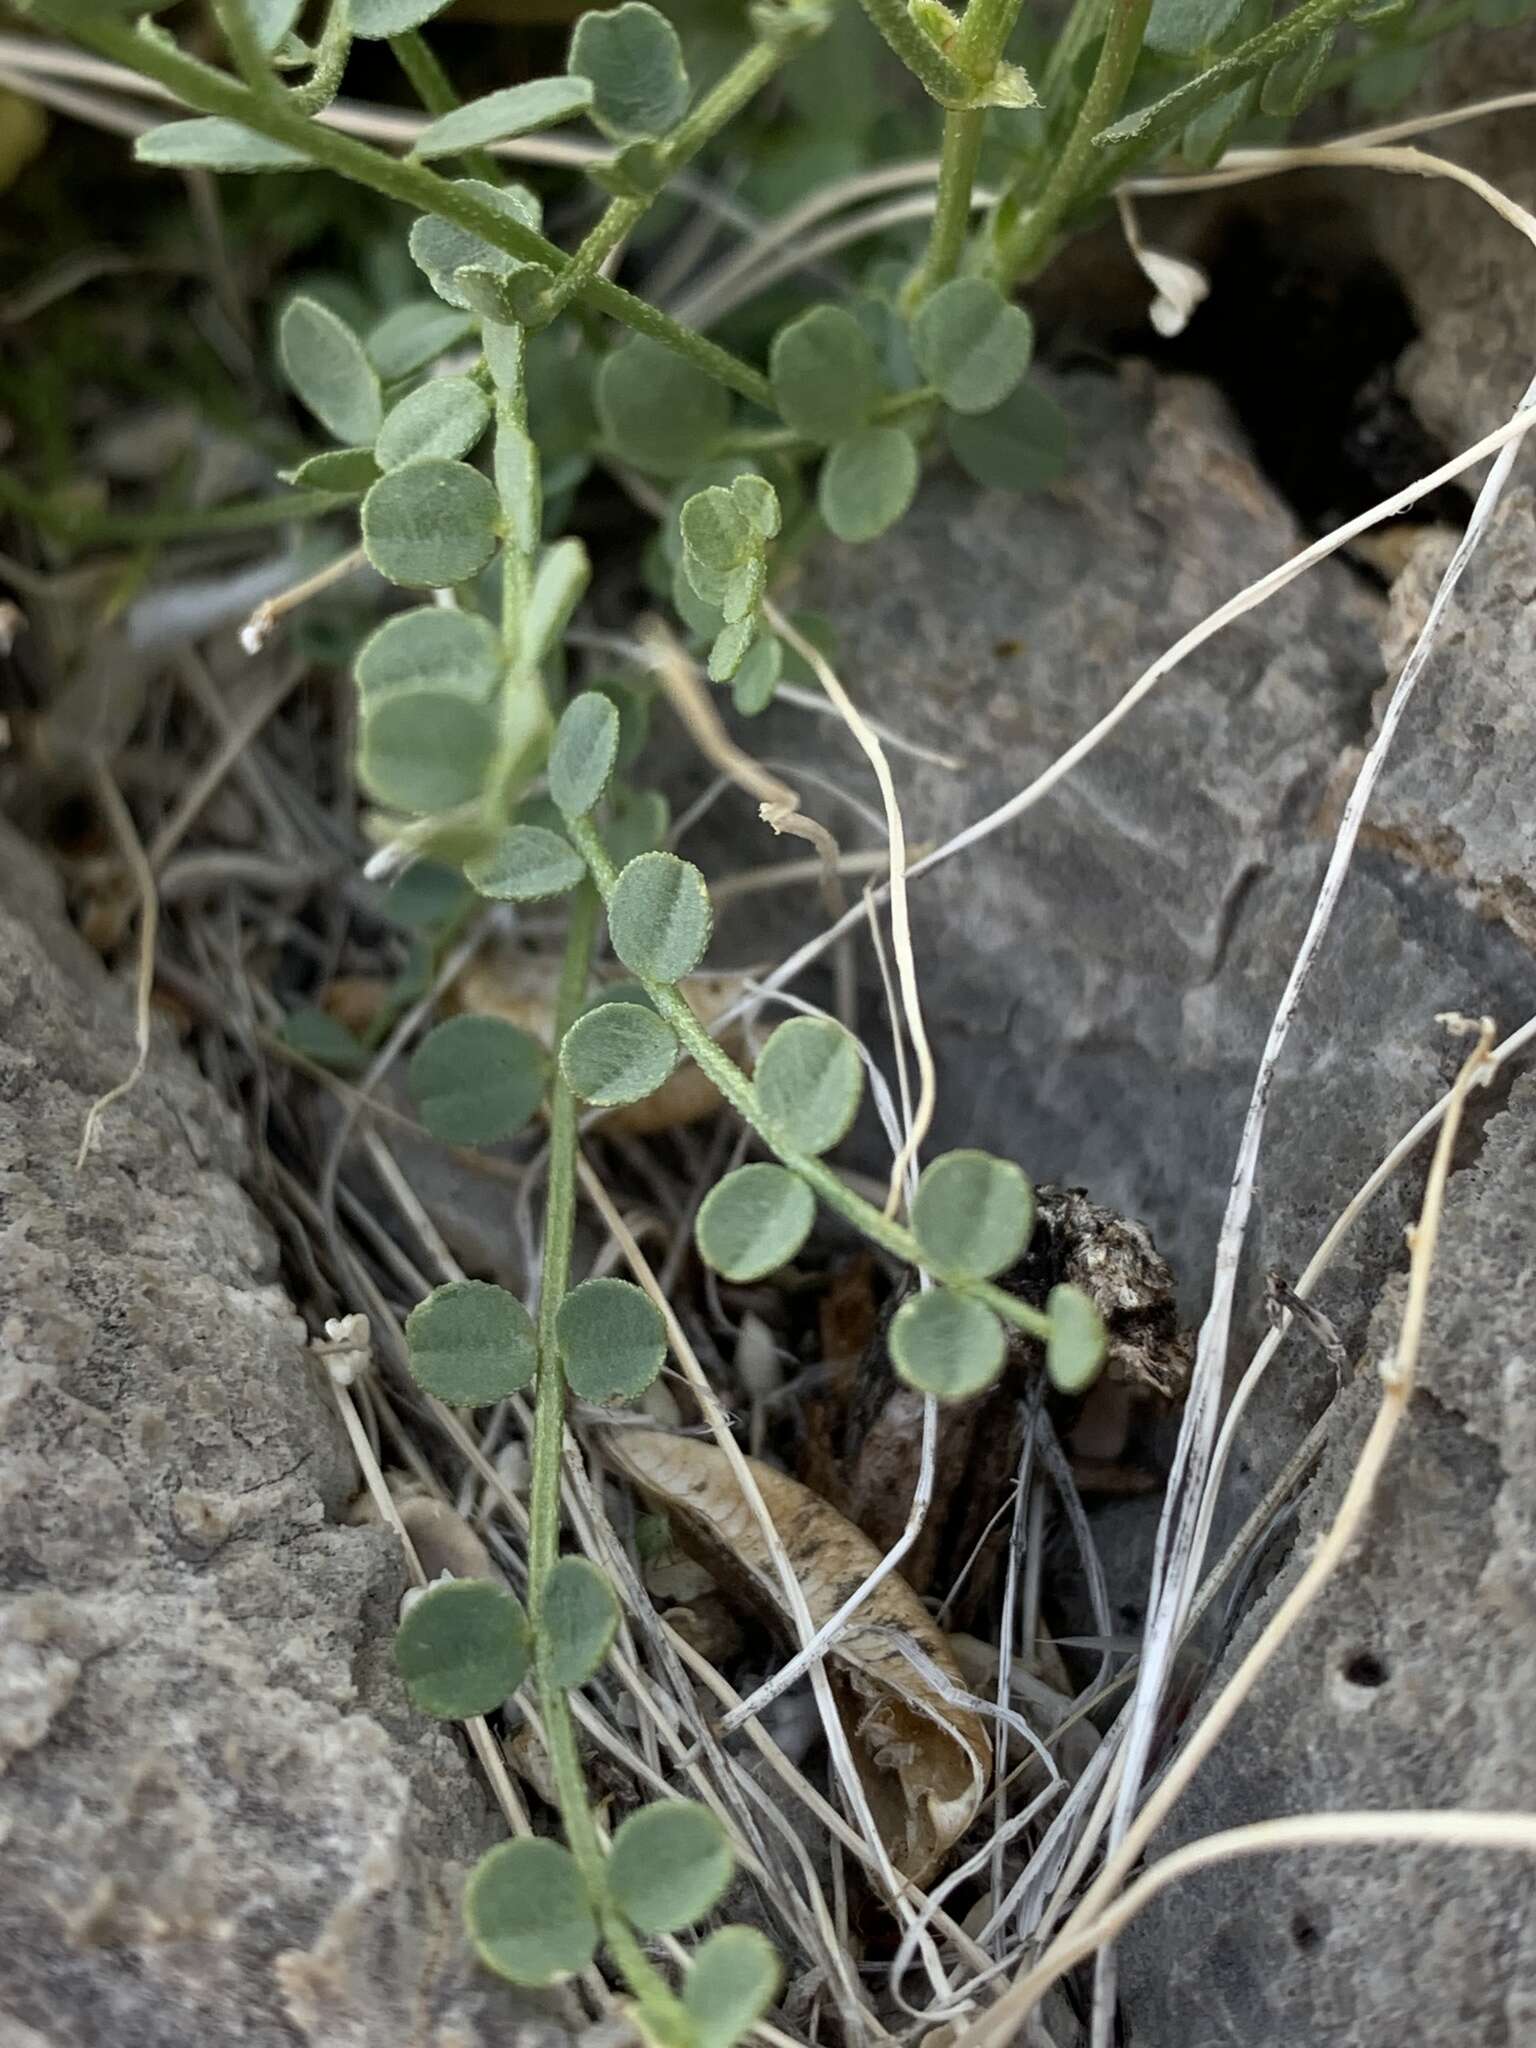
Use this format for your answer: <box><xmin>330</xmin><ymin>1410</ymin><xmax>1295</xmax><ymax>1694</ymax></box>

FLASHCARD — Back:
<box><xmin>0</xmin><ymin>821</ymin><xmax>566</xmax><ymax>2048</ymax></box>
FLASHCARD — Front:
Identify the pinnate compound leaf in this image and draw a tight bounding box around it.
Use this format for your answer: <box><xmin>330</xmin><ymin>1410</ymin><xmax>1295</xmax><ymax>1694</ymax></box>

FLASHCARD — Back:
<box><xmin>136</xmin><ymin>118</ymin><xmax>310</xmax><ymax>173</ymax></box>
<box><xmin>523</xmin><ymin>537</ymin><xmax>591</xmax><ymax>668</ymax></box>
<box><xmin>361</xmin><ymin>459</ymin><xmax>500</xmax><ymax>589</ymax></box>
<box><xmin>541</xmin><ymin>1555</ymin><xmax>620</xmax><ymax>1688</ymax></box>
<box><xmin>466</xmin><ymin>1838</ymin><xmax>598</xmax><ymax>1986</ymax></box>
<box><xmin>549</xmin><ymin>692</ymin><xmax>620</xmax><ymax>819</ymax></box>
<box><xmin>556</xmin><ymin>1276</ymin><xmax>667</xmax><ymax>1402</ymax></box>
<box><xmin>405</xmin><ymin>1277</ymin><xmax>537</xmax><ymax>1403</ymax></box>
<box><xmin>911</xmin><ymin>1149</ymin><xmax>1034</xmax><ymax>1280</ymax></box>
<box><xmin>281</xmin><ymin>447</ymin><xmax>380</xmax><ymax>493</ymax></box>
<box><xmin>889</xmin><ymin>1287</ymin><xmax>1006</xmax><ymax>1398</ymax></box>
<box><xmin>770</xmin><ymin>304</ymin><xmax>882</xmax><ymax>443</ymax></box>
<box><xmin>352</xmin><ymin>0</ymin><xmax>454</xmax><ymax>32</ymax></box>
<box><xmin>280</xmin><ymin>295</ymin><xmax>382</xmax><ymax>446</ymax></box>
<box><xmin>409</xmin><ymin>180</ymin><xmax>542</xmax><ymax>310</ymax></box>
<box><xmin>355</xmin><ymin>605</ymin><xmax>501</xmax><ymax>704</ymax></box>
<box><xmin>946</xmin><ymin>380</ymin><xmax>1070</xmax><ymax>493</ymax></box>
<box><xmin>395</xmin><ymin>1577</ymin><xmax>531</xmax><ymax>1717</ymax></box>
<box><xmin>560</xmin><ymin>1001</ymin><xmax>679</xmax><ymax>1106</ymax></box>
<box><xmin>375</xmin><ymin>376</ymin><xmax>491</xmax><ymax>470</ymax></box>
<box><xmin>568</xmin><ymin>1</ymin><xmax>691</xmax><ymax>142</ymax></box>
<box><xmin>1045</xmin><ymin>1281</ymin><xmax>1107</xmax><ymax>1393</ymax></box>
<box><xmin>408</xmin><ymin>1014</ymin><xmax>547</xmax><ymax>1144</ymax></box>
<box><xmin>685</xmin><ymin>1928</ymin><xmax>782</xmax><ymax>2048</ymax></box>
<box><xmin>696</xmin><ymin>1163</ymin><xmax>814</xmax><ymax>1282</ymax></box>
<box><xmin>1144</xmin><ymin>0</ymin><xmax>1245</xmax><ymax>55</ymax></box>
<box><xmin>755</xmin><ymin>1016</ymin><xmax>862</xmax><ymax>1156</ymax></box>
<box><xmin>608</xmin><ymin>851</ymin><xmax>712</xmax><ymax>982</ymax></box>
<box><xmin>681</xmin><ymin>485</ymin><xmax>753</xmax><ymax>578</ymax></box>
<box><xmin>367</xmin><ymin>300</ymin><xmax>474</xmax><ymax>380</ymax></box>
<box><xmin>607</xmin><ymin>1801</ymin><xmax>732</xmax><ymax>1934</ymax></box>
<box><xmin>597</xmin><ymin>337</ymin><xmax>730</xmax><ymax>476</ymax></box>
<box><xmin>411</xmin><ymin>77</ymin><xmax>595</xmax><ymax>160</ymax></box>
<box><xmin>359</xmin><ymin>691</ymin><xmax>496</xmax><ymax>813</ymax></box>
<box><xmin>466</xmin><ymin>824</ymin><xmax>584</xmax><ymax>901</ymax></box>
<box><xmin>911</xmin><ymin>277</ymin><xmax>1033</xmax><ymax>415</ymax></box>
<box><xmin>819</xmin><ymin>426</ymin><xmax>917</xmax><ymax>543</ymax></box>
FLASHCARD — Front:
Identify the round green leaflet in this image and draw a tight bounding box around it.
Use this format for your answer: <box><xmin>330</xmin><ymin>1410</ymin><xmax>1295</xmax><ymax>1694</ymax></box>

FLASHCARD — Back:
<box><xmin>1045</xmin><ymin>1281</ymin><xmax>1107</xmax><ymax>1394</ymax></box>
<box><xmin>465</xmin><ymin>1837</ymin><xmax>598</xmax><ymax>1986</ymax></box>
<box><xmin>910</xmin><ymin>277</ymin><xmax>1034</xmax><ymax>416</ymax></box>
<box><xmin>466</xmin><ymin>824</ymin><xmax>585</xmax><ymax>902</ymax></box>
<box><xmin>279</xmin><ymin>295</ymin><xmax>382</xmax><ymax>448</ymax></box>
<box><xmin>408</xmin><ymin>1015</ymin><xmax>547</xmax><ymax>1145</ymax></box>
<box><xmin>568</xmin><ymin>1</ymin><xmax>691</xmax><ymax>142</ymax></box>
<box><xmin>361</xmin><ymin>459</ymin><xmax>500</xmax><ymax>590</ymax></box>
<box><xmin>608</xmin><ymin>1801</ymin><xmax>733</xmax><ymax>1934</ymax></box>
<box><xmin>596</xmin><ymin>337</ymin><xmax>731</xmax><ymax>476</ymax></box>
<box><xmin>819</xmin><ymin>426</ymin><xmax>918</xmax><ymax>544</ymax></box>
<box><xmin>405</xmin><ymin>1278</ymin><xmax>538</xmax><ymax>1404</ymax></box>
<box><xmin>1144</xmin><ymin>0</ymin><xmax>1246</xmax><ymax>57</ymax></box>
<box><xmin>409</xmin><ymin>77</ymin><xmax>596</xmax><ymax>160</ymax></box>
<box><xmin>681</xmin><ymin>486</ymin><xmax>754</xmax><ymax>580</ymax></box>
<box><xmin>607</xmin><ymin>851</ymin><xmax>713</xmax><ymax>983</ymax></box>
<box><xmin>696</xmin><ymin>1164</ymin><xmax>815</xmax><ymax>1283</ymax></box>
<box><xmin>374</xmin><ymin>376</ymin><xmax>492</xmax><ymax>471</ymax></box>
<box><xmin>769</xmin><ymin>303</ymin><xmax>882</xmax><ymax>444</ymax></box>
<box><xmin>685</xmin><ymin>1927</ymin><xmax>783</xmax><ymax>2048</ymax></box>
<box><xmin>354</xmin><ymin>606</ymin><xmax>502</xmax><ymax>705</ymax></box>
<box><xmin>367</xmin><ymin>300</ymin><xmax>474</xmax><ymax>381</ymax></box>
<box><xmin>282</xmin><ymin>447</ymin><xmax>379</xmax><ymax>494</ymax></box>
<box><xmin>137</xmin><ymin>118</ymin><xmax>311</xmax><ymax>173</ymax></box>
<box><xmin>731</xmin><ymin>472</ymin><xmax>781</xmax><ymax>540</ymax></box>
<box><xmin>549</xmin><ymin>692</ymin><xmax>620</xmax><ymax>819</ymax></box>
<box><xmin>910</xmin><ymin>1149</ymin><xmax>1035</xmax><ymax>1282</ymax></box>
<box><xmin>394</xmin><ymin>1577</ymin><xmax>531</xmax><ymax>1718</ymax></box>
<box><xmin>889</xmin><ymin>1287</ymin><xmax>1006</xmax><ymax>1399</ymax></box>
<box><xmin>732</xmin><ymin>633</ymin><xmax>782</xmax><ymax>716</ymax></box>
<box><xmin>358</xmin><ymin>691</ymin><xmax>496</xmax><ymax>814</ymax></box>
<box><xmin>603</xmin><ymin>786</ymin><xmax>670</xmax><ymax>868</ymax></box>
<box><xmin>379</xmin><ymin>859</ymin><xmax>474</xmax><ymax>931</ymax></box>
<box><xmin>408</xmin><ymin>179</ymin><xmax>543</xmax><ymax>312</ymax></box>
<box><xmin>754</xmin><ymin>1015</ymin><xmax>863</xmax><ymax>1156</ymax></box>
<box><xmin>946</xmin><ymin>381</ymin><xmax>1071</xmax><ymax>494</ymax></box>
<box><xmin>351</xmin><ymin>0</ymin><xmax>453</xmax><ymax>35</ymax></box>
<box><xmin>540</xmin><ymin>1555</ymin><xmax>620</xmax><ymax>1689</ymax></box>
<box><xmin>560</xmin><ymin>1001</ymin><xmax>679</xmax><ymax>1107</ymax></box>
<box><xmin>556</xmin><ymin>1276</ymin><xmax>667</xmax><ymax>1402</ymax></box>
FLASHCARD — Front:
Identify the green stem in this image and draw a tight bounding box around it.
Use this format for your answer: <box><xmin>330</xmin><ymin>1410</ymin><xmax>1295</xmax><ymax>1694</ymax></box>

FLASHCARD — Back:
<box><xmin>712</xmin><ymin>383</ymin><xmax>940</xmax><ymax>458</ymax></box>
<box><xmin>537</xmin><ymin>195</ymin><xmax>647</xmax><ymax>324</ymax></box>
<box><xmin>906</xmin><ymin>108</ymin><xmax>984</xmax><ymax>304</ymax></box>
<box><xmin>1038</xmin><ymin>0</ymin><xmax>1107</xmax><ymax>106</ymax></box>
<box><xmin>387</xmin><ymin>27</ymin><xmax>500</xmax><ymax>180</ymax></box>
<box><xmin>1090</xmin><ymin>0</ymin><xmax>1376</xmax><ymax>190</ymax></box>
<box><xmin>37</xmin><ymin>5</ymin><xmax>774</xmax><ymax>410</ymax></box>
<box><xmin>0</xmin><ymin>467</ymin><xmax>344</xmax><ymax>545</ymax></box>
<box><xmin>291</xmin><ymin>0</ymin><xmax>353</xmax><ymax>114</ymax></box>
<box><xmin>569</xmin><ymin>820</ymin><xmax>1054</xmax><ymax>1346</ymax></box>
<box><xmin>993</xmin><ymin>0</ymin><xmax>1151</xmax><ymax>282</ymax></box>
<box><xmin>954</xmin><ymin>0</ymin><xmax>1030</xmax><ymax>68</ymax></box>
<box><xmin>856</xmin><ymin>0</ymin><xmax>974</xmax><ymax>100</ymax></box>
<box><xmin>210</xmin><ymin>0</ymin><xmax>276</xmax><ymax>95</ymax></box>
<box><xmin>528</xmin><ymin>884</ymin><xmax>689</xmax><ymax>2045</ymax></box>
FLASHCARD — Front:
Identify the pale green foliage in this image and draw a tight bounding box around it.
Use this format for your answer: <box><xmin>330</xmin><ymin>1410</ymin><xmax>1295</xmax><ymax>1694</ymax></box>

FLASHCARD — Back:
<box><xmin>607</xmin><ymin>1801</ymin><xmax>733</xmax><ymax>1933</ymax></box>
<box><xmin>696</xmin><ymin>1163</ymin><xmax>816</xmax><ymax>1282</ymax></box>
<box><xmin>395</xmin><ymin>1578</ymin><xmax>531</xmax><ymax>1717</ymax></box>
<box><xmin>1045</xmin><ymin>1281</ymin><xmax>1110</xmax><ymax>1393</ymax></box>
<box><xmin>754</xmin><ymin>1016</ymin><xmax>863</xmax><ymax>1155</ymax></box>
<box><xmin>282</xmin><ymin>448</ymin><xmax>379</xmax><ymax>493</ymax></box>
<box><xmin>685</xmin><ymin>1928</ymin><xmax>783</xmax><ymax>2048</ymax></box>
<box><xmin>367</xmin><ymin>301</ymin><xmax>474</xmax><ymax>379</ymax></box>
<box><xmin>890</xmin><ymin>1287</ymin><xmax>1007</xmax><ymax>1397</ymax></box>
<box><xmin>560</xmin><ymin>1000</ymin><xmax>679</xmax><ymax>1106</ymax></box>
<box><xmin>556</xmin><ymin>1276</ymin><xmax>668</xmax><ymax>1401</ymax></box>
<box><xmin>568</xmin><ymin>1</ymin><xmax>691</xmax><ymax>142</ymax></box>
<box><xmin>358</xmin><ymin>691</ymin><xmax>497</xmax><ymax>812</ymax></box>
<box><xmin>374</xmin><ymin>377</ymin><xmax>492</xmax><ymax>470</ymax></box>
<box><xmin>137</xmin><ymin>118</ymin><xmax>309</xmax><ymax>172</ymax></box>
<box><xmin>910</xmin><ymin>1149</ymin><xmax>1035</xmax><ymax>1280</ymax></box>
<box><xmin>597</xmin><ymin>338</ymin><xmax>730</xmax><ymax>474</ymax></box>
<box><xmin>946</xmin><ymin>381</ymin><xmax>1071</xmax><ymax>492</ymax></box>
<box><xmin>280</xmin><ymin>296</ymin><xmax>382</xmax><ymax>447</ymax></box>
<box><xmin>410</xmin><ymin>77</ymin><xmax>595</xmax><ymax>160</ymax></box>
<box><xmin>352</xmin><ymin>0</ymin><xmax>452</xmax><ymax>37</ymax></box>
<box><xmin>550</xmin><ymin>692</ymin><xmax>620</xmax><ymax>819</ymax></box>
<box><xmin>405</xmin><ymin>1278</ymin><xmax>538</xmax><ymax>1403</ymax></box>
<box><xmin>541</xmin><ymin>1556</ymin><xmax>621</xmax><ymax>1688</ymax></box>
<box><xmin>607</xmin><ymin>851</ymin><xmax>713</xmax><ymax>982</ymax></box>
<box><xmin>409</xmin><ymin>179</ymin><xmax>542</xmax><ymax>311</ymax></box>
<box><xmin>769</xmin><ymin>304</ymin><xmax>882</xmax><ymax>442</ymax></box>
<box><xmin>910</xmin><ymin>278</ymin><xmax>1034</xmax><ymax>415</ymax></box>
<box><xmin>355</xmin><ymin>607</ymin><xmax>502</xmax><ymax>704</ymax></box>
<box><xmin>819</xmin><ymin>426</ymin><xmax>918</xmax><ymax>542</ymax></box>
<box><xmin>361</xmin><ymin>459</ymin><xmax>500</xmax><ymax>588</ymax></box>
<box><xmin>408</xmin><ymin>1015</ymin><xmax>547</xmax><ymax>1144</ymax></box>
<box><xmin>466</xmin><ymin>1838</ymin><xmax>599</xmax><ymax>1985</ymax></box>
<box><xmin>466</xmin><ymin>823</ymin><xmax>585</xmax><ymax>901</ymax></box>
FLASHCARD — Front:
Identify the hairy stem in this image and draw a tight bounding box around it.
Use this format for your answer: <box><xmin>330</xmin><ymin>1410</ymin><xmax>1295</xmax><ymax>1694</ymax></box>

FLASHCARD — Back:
<box><xmin>568</xmin><ymin>819</ymin><xmax>1055</xmax><ymax>1345</ymax></box>
<box><xmin>387</xmin><ymin>27</ymin><xmax>499</xmax><ymax>179</ymax></box>
<box><xmin>35</xmin><ymin>4</ymin><xmax>774</xmax><ymax>409</ymax></box>
<box><xmin>856</xmin><ymin>0</ymin><xmax>973</xmax><ymax>100</ymax></box>
<box><xmin>994</xmin><ymin>0</ymin><xmax>1151</xmax><ymax>281</ymax></box>
<box><xmin>907</xmin><ymin>108</ymin><xmax>985</xmax><ymax>303</ymax></box>
<box><xmin>0</xmin><ymin>467</ymin><xmax>345</xmax><ymax>545</ymax></box>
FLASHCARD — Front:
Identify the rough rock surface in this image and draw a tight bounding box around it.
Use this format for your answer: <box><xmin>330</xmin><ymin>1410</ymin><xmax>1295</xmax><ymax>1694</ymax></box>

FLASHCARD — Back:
<box><xmin>1120</xmin><ymin>1070</ymin><xmax>1536</xmax><ymax>2045</ymax></box>
<box><xmin>0</xmin><ymin>820</ymin><xmax>566</xmax><ymax>2047</ymax></box>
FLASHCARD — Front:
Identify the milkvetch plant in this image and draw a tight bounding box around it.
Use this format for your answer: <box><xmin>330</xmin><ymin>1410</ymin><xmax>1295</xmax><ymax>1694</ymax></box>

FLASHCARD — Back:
<box><xmin>23</xmin><ymin>0</ymin><xmax>1536</xmax><ymax>2034</ymax></box>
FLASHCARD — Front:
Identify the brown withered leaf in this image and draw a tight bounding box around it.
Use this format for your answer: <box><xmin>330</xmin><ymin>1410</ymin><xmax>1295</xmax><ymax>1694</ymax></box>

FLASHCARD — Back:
<box><xmin>452</xmin><ymin>944</ymin><xmax>752</xmax><ymax>1136</ymax></box>
<box><xmin>603</xmin><ymin>1427</ymin><xmax>990</xmax><ymax>1886</ymax></box>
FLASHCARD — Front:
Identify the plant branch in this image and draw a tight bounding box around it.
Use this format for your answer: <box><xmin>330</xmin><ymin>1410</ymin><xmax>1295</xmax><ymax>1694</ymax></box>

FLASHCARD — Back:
<box><xmin>907</xmin><ymin>108</ymin><xmax>984</xmax><ymax>303</ymax></box>
<box><xmin>386</xmin><ymin>27</ymin><xmax>499</xmax><ymax>179</ymax></box>
<box><xmin>856</xmin><ymin>0</ymin><xmax>973</xmax><ymax>100</ymax></box>
<box><xmin>33</xmin><ymin>3</ymin><xmax>774</xmax><ymax>409</ymax></box>
<box><xmin>994</xmin><ymin>0</ymin><xmax>1151</xmax><ymax>281</ymax></box>
<box><xmin>0</xmin><ymin>466</ymin><xmax>346</xmax><ymax>545</ymax></box>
